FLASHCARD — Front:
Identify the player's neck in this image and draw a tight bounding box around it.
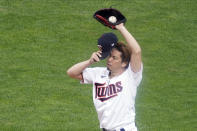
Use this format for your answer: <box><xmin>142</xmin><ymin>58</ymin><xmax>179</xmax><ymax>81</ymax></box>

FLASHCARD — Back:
<box><xmin>109</xmin><ymin>68</ymin><xmax>125</xmax><ymax>79</ymax></box>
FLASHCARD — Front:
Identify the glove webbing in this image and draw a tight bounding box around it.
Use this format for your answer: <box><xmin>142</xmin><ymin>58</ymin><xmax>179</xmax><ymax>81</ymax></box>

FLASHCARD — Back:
<box><xmin>96</xmin><ymin>15</ymin><xmax>115</xmax><ymax>29</ymax></box>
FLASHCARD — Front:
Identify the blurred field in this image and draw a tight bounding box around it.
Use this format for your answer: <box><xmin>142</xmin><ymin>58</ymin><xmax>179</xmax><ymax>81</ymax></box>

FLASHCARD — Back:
<box><xmin>0</xmin><ymin>0</ymin><xmax>196</xmax><ymax>131</ymax></box>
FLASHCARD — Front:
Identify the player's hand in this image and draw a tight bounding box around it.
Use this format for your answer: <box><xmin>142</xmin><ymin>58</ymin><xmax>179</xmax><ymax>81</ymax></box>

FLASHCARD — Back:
<box><xmin>89</xmin><ymin>51</ymin><xmax>102</xmax><ymax>64</ymax></box>
<box><xmin>115</xmin><ymin>23</ymin><xmax>125</xmax><ymax>31</ymax></box>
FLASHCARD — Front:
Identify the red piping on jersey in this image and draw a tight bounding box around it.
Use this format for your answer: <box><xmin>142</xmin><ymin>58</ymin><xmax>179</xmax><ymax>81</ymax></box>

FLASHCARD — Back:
<box><xmin>81</xmin><ymin>72</ymin><xmax>84</xmax><ymax>83</ymax></box>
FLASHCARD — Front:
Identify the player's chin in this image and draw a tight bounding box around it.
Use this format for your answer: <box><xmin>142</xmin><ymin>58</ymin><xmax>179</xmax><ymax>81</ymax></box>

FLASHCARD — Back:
<box><xmin>107</xmin><ymin>65</ymin><xmax>112</xmax><ymax>71</ymax></box>
<box><xmin>107</xmin><ymin>67</ymin><xmax>111</xmax><ymax>71</ymax></box>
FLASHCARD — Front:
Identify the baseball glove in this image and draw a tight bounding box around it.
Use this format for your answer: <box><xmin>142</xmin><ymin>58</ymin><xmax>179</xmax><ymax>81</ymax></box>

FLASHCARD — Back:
<box><xmin>93</xmin><ymin>8</ymin><xmax>126</xmax><ymax>29</ymax></box>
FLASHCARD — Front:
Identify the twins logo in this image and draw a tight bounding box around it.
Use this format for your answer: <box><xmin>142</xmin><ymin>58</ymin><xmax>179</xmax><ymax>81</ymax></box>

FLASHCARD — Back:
<box><xmin>95</xmin><ymin>81</ymin><xmax>123</xmax><ymax>102</ymax></box>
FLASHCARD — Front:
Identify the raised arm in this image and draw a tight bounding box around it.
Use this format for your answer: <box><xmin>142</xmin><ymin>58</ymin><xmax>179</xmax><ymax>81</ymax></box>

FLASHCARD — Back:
<box><xmin>67</xmin><ymin>51</ymin><xmax>101</xmax><ymax>80</ymax></box>
<box><xmin>115</xmin><ymin>23</ymin><xmax>142</xmax><ymax>73</ymax></box>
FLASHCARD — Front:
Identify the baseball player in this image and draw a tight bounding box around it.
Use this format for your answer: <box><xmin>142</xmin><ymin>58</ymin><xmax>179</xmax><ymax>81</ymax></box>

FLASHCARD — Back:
<box><xmin>67</xmin><ymin>23</ymin><xmax>142</xmax><ymax>131</ymax></box>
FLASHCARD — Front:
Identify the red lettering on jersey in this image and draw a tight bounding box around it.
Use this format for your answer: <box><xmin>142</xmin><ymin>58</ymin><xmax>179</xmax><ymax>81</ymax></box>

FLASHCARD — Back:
<box><xmin>95</xmin><ymin>83</ymin><xmax>105</xmax><ymax>98</ymax></box>
<box><xmin>98</xmin><ymin>87</ymin><xmax>107</xmax><ymax>98</ymax></box>
<box><xmin>116</xmin><ymin>81</ymin><xmax>123</xmax><ymax>92</ymax></box>
<box><xmin>108</xmin><ymin>84</ymin><xmax>116</xmax><ymax>96</ymax></box>
<box><xmin>95</xmin><ymin>81</ymin><xmax>123</xmax><ymax>102</ymax></box>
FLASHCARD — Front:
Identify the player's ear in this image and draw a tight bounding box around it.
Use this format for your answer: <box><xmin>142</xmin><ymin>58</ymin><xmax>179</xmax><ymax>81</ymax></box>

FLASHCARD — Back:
<box><xmin>121</xmin><ymin>62</ymin><xmax>127</xmax><ymax>68</ymax></box>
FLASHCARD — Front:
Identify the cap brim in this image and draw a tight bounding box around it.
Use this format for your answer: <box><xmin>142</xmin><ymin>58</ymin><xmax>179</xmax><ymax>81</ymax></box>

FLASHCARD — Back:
<box><xmin>100</xmin><ymin>51</ymin><xmax>110</xmax><ymax>60</ymax></box>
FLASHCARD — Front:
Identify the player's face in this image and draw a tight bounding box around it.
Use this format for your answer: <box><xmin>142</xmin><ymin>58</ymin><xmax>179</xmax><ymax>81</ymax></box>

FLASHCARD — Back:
<box><xmin>107</xmin><ymin>49</ymin><xmax>126</xmax><ymax>72</ymax></box>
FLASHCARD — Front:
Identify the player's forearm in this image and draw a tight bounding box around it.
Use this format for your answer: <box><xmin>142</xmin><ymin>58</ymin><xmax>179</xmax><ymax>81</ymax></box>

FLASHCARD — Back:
<box><xmin>118</xmin><ymin>26</ymin><xmax>141</xmax><ymax>53</ymax></box>
<box><xmin>67</xmin><ymin>51</ymin><xmax>101</xmax><ymax>79</ymax></box>
<box><xmin>67</xmin><ymin>59</ymin><xmax>91</xmax><ymax>78</ymax></box>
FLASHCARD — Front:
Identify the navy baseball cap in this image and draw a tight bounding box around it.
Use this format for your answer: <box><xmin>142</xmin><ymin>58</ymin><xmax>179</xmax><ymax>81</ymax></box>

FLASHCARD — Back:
<box><xmin>97</xmin><ymin>32</ymin><xmax>118</xmax><ymax>60</ymax></box>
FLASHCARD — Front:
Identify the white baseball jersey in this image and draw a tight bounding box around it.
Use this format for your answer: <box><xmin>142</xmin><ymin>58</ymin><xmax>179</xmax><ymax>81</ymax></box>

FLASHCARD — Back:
<box><xmin>81</xmin><ymin>64</ymin><xmax>143</xmax><ymax>130</ymax></box>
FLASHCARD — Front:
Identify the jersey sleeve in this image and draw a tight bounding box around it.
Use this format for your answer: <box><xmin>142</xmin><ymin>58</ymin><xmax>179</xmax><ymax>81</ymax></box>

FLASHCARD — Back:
<box><xmin>128</xmin><ymin>63</ymin><xmax>143</xmax><ymax>87</ymax></box>
<box><xmin>81</xmin><ymin>68</ymin><xmax>97</xmax><ymax>84</ymax></box>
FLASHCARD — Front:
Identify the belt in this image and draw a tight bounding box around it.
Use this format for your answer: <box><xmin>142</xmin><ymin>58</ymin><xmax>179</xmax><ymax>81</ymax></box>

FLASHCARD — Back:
<box><xmin>102</xmin><ymin>128</ymin><xmax>125</xmax><ymax>131</ymax></box>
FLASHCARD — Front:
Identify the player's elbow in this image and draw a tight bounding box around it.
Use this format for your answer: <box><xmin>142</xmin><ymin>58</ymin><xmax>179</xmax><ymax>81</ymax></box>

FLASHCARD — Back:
<box><xmin>67</xmin><ymin>69</ymin><xmax>82</xmax><ymax>80</ymax></box>
<box><xmin>67</xmin><ymin>69</ymin><xmax>74</xmax><ymax>78</ymax></box>
<box><xmin>132</xmin><ymin>47</ymin><xmax>141</xmax><ymax>55</ymax></box>
<box><xmin>66</xmin><ymin>69</ymin><xmax>79</xmax><ymax>79</ymax></box>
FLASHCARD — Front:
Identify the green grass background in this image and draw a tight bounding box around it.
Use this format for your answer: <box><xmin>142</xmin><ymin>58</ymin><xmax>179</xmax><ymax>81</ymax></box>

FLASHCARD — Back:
<box><xmin>0</xmin><ymin>0</ymin><xmax>196</xmax><ymax>130</ymax></box>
